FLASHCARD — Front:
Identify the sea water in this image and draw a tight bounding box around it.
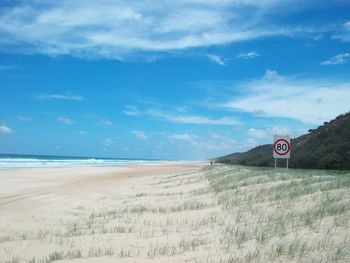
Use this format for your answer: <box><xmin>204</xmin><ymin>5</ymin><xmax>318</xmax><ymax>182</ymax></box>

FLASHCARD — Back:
<box><xmin>0</xmin><ymin>154</ymin><xmax>161</xmax><ymax>169</ymax></box>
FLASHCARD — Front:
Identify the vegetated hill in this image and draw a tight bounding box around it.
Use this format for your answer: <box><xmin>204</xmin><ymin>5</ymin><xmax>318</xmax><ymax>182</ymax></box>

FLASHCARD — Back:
<box><xmin>216</xmin><ymin>112</ymin><xmax>350</xmax><ymax>170</ymax></box>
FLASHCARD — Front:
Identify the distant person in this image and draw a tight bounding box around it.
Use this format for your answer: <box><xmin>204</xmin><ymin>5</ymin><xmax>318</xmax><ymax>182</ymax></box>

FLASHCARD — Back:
<box><xmin>210</xmin><ymin>161</ymin><xmax>213</xmax><ymax>165</ymax></box>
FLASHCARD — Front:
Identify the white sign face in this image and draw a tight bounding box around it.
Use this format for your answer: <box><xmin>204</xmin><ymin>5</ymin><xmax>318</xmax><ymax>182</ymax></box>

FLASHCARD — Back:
<box><xmin>273</xmin><ymin>135</ymin><xmax>291</xmax><ymax>159</ymax></box>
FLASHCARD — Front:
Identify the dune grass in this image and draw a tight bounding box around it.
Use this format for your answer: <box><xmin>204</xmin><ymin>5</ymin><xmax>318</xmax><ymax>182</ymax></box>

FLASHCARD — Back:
<box><xmin>1</xmin><ymin>165</ymin><xmax>350</xmax><ymax>262</ymax></box>
<box><xmin>206</xmin><ymin>165</ymin><xmax>350</xmax><ymax>262</ymax></box>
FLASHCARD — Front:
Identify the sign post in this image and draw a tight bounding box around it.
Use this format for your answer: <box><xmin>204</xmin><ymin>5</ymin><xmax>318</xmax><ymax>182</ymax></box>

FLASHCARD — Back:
<box><xmin>273</xmin><ymin>135</ymin><xmax>291</xmax><ymax>169</ymax></box>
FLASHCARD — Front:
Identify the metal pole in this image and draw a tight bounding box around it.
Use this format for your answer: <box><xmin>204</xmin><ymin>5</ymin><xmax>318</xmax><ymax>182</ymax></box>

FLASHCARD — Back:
<box><xmin>274</xmin><ymin>158</ymin><xmax>277</xmax><ymax>169</ymax></box>
<box><xmin>286</xmin><ymin>159</ymin><xmax>289</xmax><ymax>169</ymax></box>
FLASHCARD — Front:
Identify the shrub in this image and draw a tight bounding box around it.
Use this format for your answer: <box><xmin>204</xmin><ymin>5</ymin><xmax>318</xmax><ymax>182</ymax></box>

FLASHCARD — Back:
<box><xmin>318</xmin><ymin>153</ymin><xmax>345</xmax><ymax>170</ymax></box>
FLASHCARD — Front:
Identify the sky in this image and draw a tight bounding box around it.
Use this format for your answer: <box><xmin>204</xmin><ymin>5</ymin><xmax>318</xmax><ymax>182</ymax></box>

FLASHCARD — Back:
<box><xmin>0</xmin><ymin>0</ymin><xmax>350</xmax><ymax>160</ymax></box>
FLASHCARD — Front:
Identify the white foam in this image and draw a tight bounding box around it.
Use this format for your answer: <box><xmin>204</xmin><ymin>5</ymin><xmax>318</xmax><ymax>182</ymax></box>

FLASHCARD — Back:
<box><xmin>0</xmin><ymin>157</ymin><xmax>162</xmax><ymax>169</ymax></box>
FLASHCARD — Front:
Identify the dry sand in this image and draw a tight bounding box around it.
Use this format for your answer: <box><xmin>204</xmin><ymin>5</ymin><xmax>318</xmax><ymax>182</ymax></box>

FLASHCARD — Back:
<box><xmin>0</xmin><ymin>162</ymin><xmax>205</xmax><ymax>216</ymax></box>
<box><xmin>3</xmin><ymin>163</ymin><xmax>349</xmax><ymax>262</ymax></box>
<box><xmin>0</xmin><ymin>161</ymin><xmax>219</xmax><ymax>263</ymax></box>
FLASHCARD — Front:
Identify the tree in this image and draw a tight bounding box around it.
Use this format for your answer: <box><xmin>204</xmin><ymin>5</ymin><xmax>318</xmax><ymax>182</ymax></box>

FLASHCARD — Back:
<box><xmin>318</xmin><ymin>153</ymin><xmax>345</xmax><ymax>170</ymax></box>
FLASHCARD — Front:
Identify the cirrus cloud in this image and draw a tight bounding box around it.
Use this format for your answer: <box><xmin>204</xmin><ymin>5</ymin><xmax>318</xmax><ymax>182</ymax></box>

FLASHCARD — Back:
<box><xmin>131</xmin><ymin>130</ymin><xmax>147</xmax><ymax>140</ymax></box>
<box><xmin>57</xmin><ymin>117</ymin><xmax>74</xmax><ymax>125</ymax></box>
<box><xmin>169</xmin><ymin>133</ymin><xmax>197</xmax><ymax>142</ymax></box>
<box><xmin>247</xmin><ymin>127</ymin><xmax>300</xmax><ymax>139</ymax></box>
<box><xmin>36</xmin><ymin>93</ymin><xmax>84</xmax><ymax>101</ymax></box>
<box><xmin>100</xmin><ymin>119</ymin><xmax>113</xmax><ymax>126</ymax></box>
<box><xmin>332</xmin><ymin>21</ymin><xmax>350</xmax><ymax>42</ymax></box>
<box><xmin>221</xmin><ymin>70</ymin><xmax>350</xmax><ymax>125</ymax></box>
<box><xmin>207</xmin><ymin>54</ymin><xmax>226</xmax><ymax>65</ymax></box>
<box><xmin>321</xmin><ymin>53</ymin><xmax>350</xmax><ymax>65</ymax></box>
<box><xmin>0</xmin><ymin>0</ymin><xmax>315</xmax><ymax>59</ymax></box>
<box><xmin>237</xmin><ymin>51</ymin><xmax>260</xmax><ymax>59</ymax></box>
<box><xmin>147</xmin><ymin>109</ymin><xmax>241</xmax><ymax>126</ymax></box>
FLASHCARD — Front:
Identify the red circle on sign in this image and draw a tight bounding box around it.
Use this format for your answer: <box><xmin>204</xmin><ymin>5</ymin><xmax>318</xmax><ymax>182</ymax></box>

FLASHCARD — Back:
<box><xmin>273</xmin><ymin>139</ymin><xmax>291</xmax><ymax>155</ymax></box>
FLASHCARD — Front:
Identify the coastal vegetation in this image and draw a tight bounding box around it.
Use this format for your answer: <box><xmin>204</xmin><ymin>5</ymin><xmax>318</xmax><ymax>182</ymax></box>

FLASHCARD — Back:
<box><xmin>216</xmin><ymin>112</ymin><xmax>350</xmax><ymax>170</ymax></box>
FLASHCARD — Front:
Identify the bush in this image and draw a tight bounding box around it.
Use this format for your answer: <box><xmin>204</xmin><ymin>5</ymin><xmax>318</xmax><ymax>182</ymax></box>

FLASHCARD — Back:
<box><xmin>318</xmin><ymin>153</ymin><xmax>345</xmax><ymax>170</ymax></box>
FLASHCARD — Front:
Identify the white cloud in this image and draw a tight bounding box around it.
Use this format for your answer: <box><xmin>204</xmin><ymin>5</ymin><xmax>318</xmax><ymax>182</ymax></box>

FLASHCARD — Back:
<box><xmin>332</xmin><ymin>21</ymin><xmax>350</xmax><ymax>42</ymax></box>
<box><xmin>321</xmin><ymin>53</ymin><xmax>350</xmax><ymax>65</ymax></box>
<box><xmin>131</xmin><ymin>130</ymin><xmax>147</xmax><ymax>140</ymax></box>
<box><xmin>247</xmin><ymin>127</ymin><xmax>293</xmax><ymax>139</ymax></box>
<box><xmin>81</xmin><ymin>113</ymin><xmax>113</xmax><ymax>127</ymax></box>
<box><xmin>0</xmin><ymin>125</ymin><xmax>13</xmax><ymax>134</ymax></box>
<box><xmin>100</xmin><ymin>119</ymin><xmax>113</xmax><ymax>126</ymax></box>
<box><xmin>245</xmin><ymin>138</ymin><xmax>258</xmax><ymax>148</ymax></box>
<box><xmin>198</xmin><ymin>139</ymin><xmax>237</xmax><ymax>153</ymax></box>
<box><xmin>210</xmin><ymin>132</ymin><xmax>224</xmax><ymax>139</ymax></box>
<box><xmin>169</xmin><ymin>133</ymin><xmax>197</xmax><ymax>142</ymax></box>
<box><xmin>17</xmin><ymin>115</ymin><xmax>31</xmax><ymax>121</ymax></box>
<box><xmin>247</xmin><ymin>128</ymin><xmax>267</xmax><ymax>138</ymax></box>
<box><xmin>207</xmin><ymin>54</ymin><xmax>226</xmax><ymax>65</ymax></box>
<box><xmin>237</xmin><ymin>51</ymin><xmax>259</xmax><ymax>59</ymax></box>
<box><xmin>221</xmin><ymin>70</ymin><xmax>350</xmax><ymax>125</ymax></box>
<box><xmin>147</xmin><ymin>110</ymin><xmax>241</xmax><ymax>126</ymax></box>
<box><xmin>123</xmin><ymin>105</ymin><xmax>140</xmax><ymax>116</ymax></box>
<box><xmin>263</xmin><ymin>69</ymin><xmax>283</xmax><ymax>81</ymax></box>
<box><xmin>166</xmin><ymin>132</ymin><xmax>237</xmax><ymax>158</ymax></box>
<box><xmin>36</xmin><ymin>94</ymin><xmax>84</xmax><ymax>101</ymax></box>
<box><xmin>345</xmin><ymin>21</ymin><xmax>350</xmax><ymax>31</ymax></box>
<box><xmin>269</xmin><ymin>127</ymin><xmax>291</xmax><ymax>136</ymax></box>
<box><xmin>57</xmin><ymin>117</ymin><xmax>74</xmax><ymax>125</ymax></box>
<box><xmin>73</xmin><ymin>130</ymin><xmax>87</xmax><ymax>135</ymax></box>
<box><xmin>0</xmin><ymin>0</ymin><xmax>308</xmax><ymax>59</ymax></box>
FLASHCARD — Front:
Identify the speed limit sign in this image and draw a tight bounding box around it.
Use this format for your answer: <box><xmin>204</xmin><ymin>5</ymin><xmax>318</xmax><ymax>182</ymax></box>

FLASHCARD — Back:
<box><xmin>273</xmin><ymin>135</ymin><xmax>291</xmax><ymax>159</ymax></box>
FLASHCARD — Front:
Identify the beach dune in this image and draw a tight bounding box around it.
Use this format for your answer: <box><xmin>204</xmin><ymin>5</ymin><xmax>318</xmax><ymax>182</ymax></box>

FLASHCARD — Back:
<box><xmin>0</xmin><ymin>162</ymin><xmax>213</xmax><ymax>262</ymax></box>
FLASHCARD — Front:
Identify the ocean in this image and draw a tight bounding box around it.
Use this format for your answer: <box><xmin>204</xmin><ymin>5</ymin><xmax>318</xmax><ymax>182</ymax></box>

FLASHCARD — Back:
<box><xmin>0</xmin><ymin>154</ymin><xmax>162</xmax><ymax>169</ymax></box>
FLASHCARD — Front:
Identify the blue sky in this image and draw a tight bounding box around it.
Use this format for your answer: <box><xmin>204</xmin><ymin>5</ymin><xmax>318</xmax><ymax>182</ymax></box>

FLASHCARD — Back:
<box><xmin>0</xmin><ymin>0</ymin><xmax>350</xmax><ymax>160</ymax></box>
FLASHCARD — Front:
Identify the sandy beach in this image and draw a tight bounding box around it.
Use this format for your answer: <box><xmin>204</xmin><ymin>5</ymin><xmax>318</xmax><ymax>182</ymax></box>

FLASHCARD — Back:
<box><xmin>1</xmin><ymin>163</ymin><xmax>350</xmax><ymax>262</ymax></box>
<box><xmin>0</xmin><ymin>162</ymin><xmax>212</xmax><ymax>262</ymax></box>
<box><xmin>0</xmin><ymin>162</ymin><xmax>205</xmax><ymax>216</ymax></box>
